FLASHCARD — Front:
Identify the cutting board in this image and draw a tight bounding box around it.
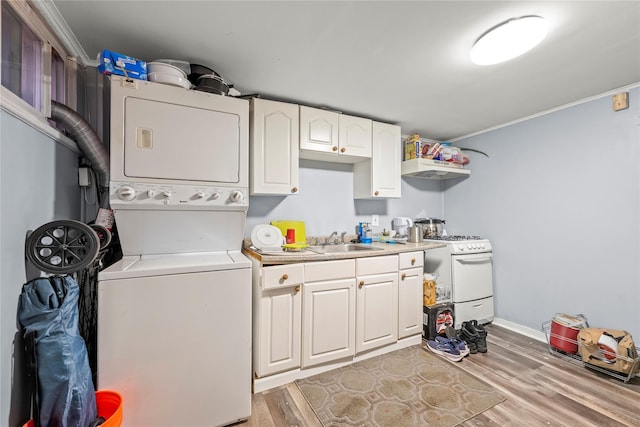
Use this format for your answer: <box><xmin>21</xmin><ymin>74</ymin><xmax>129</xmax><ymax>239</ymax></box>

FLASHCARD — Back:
<box><xmin>270</xmin><ymin>220</ymin><xmax>308</xmax><ymax>248</ymax></box>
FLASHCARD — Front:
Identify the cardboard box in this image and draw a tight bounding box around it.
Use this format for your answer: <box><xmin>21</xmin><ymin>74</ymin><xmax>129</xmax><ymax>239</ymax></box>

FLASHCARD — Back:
<box><xmin>98</xmin><ymin>50</ymin><xmax>147</xmax><ymax>80</ymax></box>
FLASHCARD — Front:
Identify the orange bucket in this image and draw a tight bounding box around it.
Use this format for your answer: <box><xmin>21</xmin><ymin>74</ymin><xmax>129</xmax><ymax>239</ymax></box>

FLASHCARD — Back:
<box><xmin>23</xmin><ymin>390</ymin><xmax>122</xmax><ymax>427</ymax></box>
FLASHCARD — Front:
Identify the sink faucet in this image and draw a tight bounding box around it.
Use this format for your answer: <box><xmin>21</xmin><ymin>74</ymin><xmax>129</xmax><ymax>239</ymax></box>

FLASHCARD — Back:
<box><xmin>326</xmin><ymin>231</ymin><xmax>338</xmax><ymax>244</ymax></box>
<box><xmin>341</xmin><ymin>231</ymin><xmax>347</xmax><ymax>243</ymax></box>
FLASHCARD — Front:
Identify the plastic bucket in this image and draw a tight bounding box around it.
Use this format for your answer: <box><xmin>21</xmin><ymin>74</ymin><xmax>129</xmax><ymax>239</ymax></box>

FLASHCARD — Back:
<box><xmin>96</xmin><ymin>390</ymin><xmax>123</xmax><ymax>427</ymax></box>
<box><xmin>22</xmin><ymin>390</ymin><xmax>122</xmax><ymax>427</ymax></box>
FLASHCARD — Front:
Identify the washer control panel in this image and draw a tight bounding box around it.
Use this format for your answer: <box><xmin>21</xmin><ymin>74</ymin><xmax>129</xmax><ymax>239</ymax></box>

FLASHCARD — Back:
<box><xmin>109</xmin><ymin>181</ymin><xmax>248</xmax><ymax>210</ymax></box>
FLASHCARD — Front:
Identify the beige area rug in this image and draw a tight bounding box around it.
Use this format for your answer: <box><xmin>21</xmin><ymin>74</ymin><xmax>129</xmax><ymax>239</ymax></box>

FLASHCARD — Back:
<box><xmin>295</xmin><ymin>344</ymin><xmax>505</xmax><ymax>427</ymax></box>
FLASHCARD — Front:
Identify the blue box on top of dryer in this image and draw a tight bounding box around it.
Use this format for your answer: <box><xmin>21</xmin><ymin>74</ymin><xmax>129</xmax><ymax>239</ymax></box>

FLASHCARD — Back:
<box><xmin>98</xmin><ymin>49</ymin><xmax>147</xmax><ymax>80</ymax></box>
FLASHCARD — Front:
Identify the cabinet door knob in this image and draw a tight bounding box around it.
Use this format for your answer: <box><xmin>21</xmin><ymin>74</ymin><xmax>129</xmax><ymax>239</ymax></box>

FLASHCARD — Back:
<box><xmin>295</xmin><ymin>285</ymin><xmax>301</xmax><ymax>293</ymax></box>
<box><xmin>411</xmin><ymin>258</ymin><xmax>416</xmax><ymax>265</ymax></box>
<box><xmin>359</xmin><ymin>280</ymin><xmax>365</xmax><ymax>288</ymax></box>
<box><xmin>401</xmin><ymin>273</ymin><xmax>406</xmax><ymax>280</ymax></box>
<box><xmin>340</xmin><ymin>147</ymin><xmax>346</xmax><ymax>153</ymax></box>
<box><xmin>332</xmin><ymin>146</ymin><xmax>338</xmax><ymax>152</ymax></box>
<box><xmin>374</xmin><ymin>191</ymin><xmax>379</xmax><ymax>196</ymax></box>
<box><xmin>291</xmin><ymin>187</ymin><xmax>298</xmax><ymax>193</ymax></box>
<box><xmin>281</xmin><ymin>274</ymin><xmax>289</xmax><ymax>281</ymax></box>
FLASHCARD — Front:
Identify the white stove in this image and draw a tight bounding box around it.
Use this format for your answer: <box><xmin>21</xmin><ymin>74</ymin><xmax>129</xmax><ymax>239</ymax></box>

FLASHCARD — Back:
<box><xmin>424</xmin><ymin>236</ymin><xmax>494</xmax><ymax>328</ymax></box>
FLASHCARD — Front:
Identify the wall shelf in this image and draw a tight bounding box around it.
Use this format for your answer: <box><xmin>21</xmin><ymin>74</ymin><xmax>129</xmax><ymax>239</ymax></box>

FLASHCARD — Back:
<box><xmin>401</xmin><ymin>159</ymin><xmax>470</xmax><ymax>180</ymax></box>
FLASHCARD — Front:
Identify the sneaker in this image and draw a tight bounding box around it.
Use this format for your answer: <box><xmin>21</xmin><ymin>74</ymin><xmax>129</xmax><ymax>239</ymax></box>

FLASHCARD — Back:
<box><xmin>470</xmin><ymin>320</ymin><xmax>488</xmax><ymax>353</ymax></box>
<box><xmin>436</xmin><ymin>335</ymin><xmax>470</xmax><ymax>357</ymax></box>
<box><xmin>426</xmin><ymin>339</ymin><xmax>464</xmax><ymax>362</ymax></box>
<box><xmin>461</xmin><ymin>321</ymin><xmax>479</xmax><ymax>354</ymax></box>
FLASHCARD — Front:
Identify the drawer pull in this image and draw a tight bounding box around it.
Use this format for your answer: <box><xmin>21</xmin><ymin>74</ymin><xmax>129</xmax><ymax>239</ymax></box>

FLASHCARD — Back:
<box><xmin>401</xmin><ymin>273</ymin><xmax>406</xmax><ymax>280</ymax></box>
<box><xmin>340</xmin><ymin>147</ymin><xmax>346</xmax><ymax>153</ymax></box>
<box><xmin>332</xmin><ymin>146</ymin><xmax>338</xmax><ymax>152</ymax></box>
<box><xmin>411</xmin><ymin>258</ymin><xmax>416</xmax><ymax>265</ymax></box>
<box><xmin>295</xmin><ymin>286</ymin><xmax>301</xmax><ymax>293</ymax></box>
<box><xmin>281</xmin><ymin>274</ymin><xmax>289</xmax><ymax>281</ymax></box>
<box><xmin>359</xmin><ymin>280</ymin><xmax>365</xmax><ymax>289</ymax></box>
<box><xmin>291</xmin><ymin>187</ymin><xmax>298</xmax><ymax>193</ymax></box>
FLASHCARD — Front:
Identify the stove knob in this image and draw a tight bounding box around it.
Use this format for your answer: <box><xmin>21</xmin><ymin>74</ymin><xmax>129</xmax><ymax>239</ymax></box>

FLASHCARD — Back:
<box><xmin>117</xmin><ymin>186</ymin><xmax>136</xmax><ymax>201</ymax></box>
<box><xmin>230</xmin><ymin>190</ymin><xmax>244</xmax><ymax>203</ymax></box>
<box><xmin>458</xmin><ymin>245</ymin><xmax>465</xmax><ymax>251</ymax></box>
<box><xmin>146</xmin><ymin>189</ymin><xmax>156</xmax><ymax>198</ymax></box>
<box><xmin>467</xmin><ymin>244</ymin><xmax>472</xmax><ymax>249</ymax></box>
<box><xmin>210</xmin><ymin>192</ymin><xmax>220</xmax><ymax>200</ymax></box>
<box><xmin>193</xmin><ymin>192</ymin><xmax>205</xmax><ymax>200</ymax></box>
<box><xmin>161</xmin><ymin>191</ymin><xmax>171</xmax><ymax>199</ymax></box>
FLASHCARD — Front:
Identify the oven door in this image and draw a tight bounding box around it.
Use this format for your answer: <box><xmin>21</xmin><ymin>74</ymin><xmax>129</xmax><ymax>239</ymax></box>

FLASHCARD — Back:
<box><xmin>451</xmin><ymin>252</ymin><xmax>493</xmax><ymax>302</ymax></box>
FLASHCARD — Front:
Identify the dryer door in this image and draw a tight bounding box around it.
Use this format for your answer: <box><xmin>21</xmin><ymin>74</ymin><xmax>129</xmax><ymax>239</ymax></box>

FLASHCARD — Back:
<box><xmin>123</xmin><ymin>97</ymin><xmax>240</xmax><ymax>183</ymax></box>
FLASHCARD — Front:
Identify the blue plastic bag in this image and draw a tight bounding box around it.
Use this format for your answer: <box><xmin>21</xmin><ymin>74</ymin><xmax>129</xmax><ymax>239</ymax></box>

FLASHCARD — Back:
<box><xmin>17</xmin><ymin>275</ymin><xmax>97</xmax><ymax>427</ymax></box>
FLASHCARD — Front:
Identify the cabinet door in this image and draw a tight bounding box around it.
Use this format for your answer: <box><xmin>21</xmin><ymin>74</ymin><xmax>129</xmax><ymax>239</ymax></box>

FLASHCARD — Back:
<box><xmin>302</xmin><ymin>278</ymin><xmax>355</xmax><ymax>367</ymax></box>
<box><xmin>371</xmin><ymin>121</ymin><xmax>401</xmax><ymax>198</ymax></box>
<box><xmin>299</xmin><ymin>106</ymin><xmax>339</xmax><ymax>154</ymax></box>
<box><xmin>356</xmin><ymin>272</ymin><xmax>398</xmax><ymax>353</ymax></box>
<box><xmin>250</xmin><ymin>99</ymin><xmax>299</xmax><ymax>195</ymax></box>
<box><xmin>338</xmin><ymin>114</ymin><xmax>372</xmax><ymax>158</ymax></box>
<box><xmin>256</xmin><ymin>286</ymin><xmax>302</xmax><ymax>377</ymax></box>
<box><xmin>398</xmin><ymin>267</ymin><xmax>423</xmax><ymax>339</ymax></box>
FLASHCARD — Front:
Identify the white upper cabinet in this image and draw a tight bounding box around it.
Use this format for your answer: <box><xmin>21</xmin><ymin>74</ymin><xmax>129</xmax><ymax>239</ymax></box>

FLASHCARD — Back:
<box><xmin>338</xmin><ymin>114</ymin><xmax>372</xmax><ymax>158</ymax></box>
<box><xmin>353</xmin><ymin>121</ymin><xmax>402</xmax><ymax>199</ymax></box>
<box><xmin>250</xmin><ymin>99</ymin><xmax>299</xmax><ymax>195</ymax></box>
<box><xmin>300</xmin><ymin>106</ymin><xmax>371</xmax><ymax>163</ymax></box>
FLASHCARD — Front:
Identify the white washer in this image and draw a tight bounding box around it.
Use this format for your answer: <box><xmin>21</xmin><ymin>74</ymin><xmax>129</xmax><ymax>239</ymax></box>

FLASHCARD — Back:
<box><xmin>98</xmin><ymin>77</ymin><xmax>252</xmax><ymax>426</ymax></box>
<box><xmin>98</xmin><ymin>251</ymin><xmax>251</xmax><ymax>427</ymax></box>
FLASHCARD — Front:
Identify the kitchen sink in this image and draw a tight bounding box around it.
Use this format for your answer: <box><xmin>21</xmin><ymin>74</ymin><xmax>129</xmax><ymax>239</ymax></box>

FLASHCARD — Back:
<box><xmin>307</xmin><ymin>243</ymin><xmax>383</xmax><ymax>254</ymax></box>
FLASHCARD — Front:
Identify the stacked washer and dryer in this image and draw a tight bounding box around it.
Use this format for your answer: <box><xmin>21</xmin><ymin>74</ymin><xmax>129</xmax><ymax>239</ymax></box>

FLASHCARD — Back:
<box><xmin>97</xmin><ymin>76</ymin><xmax>251</xmax><ymax>426</ymax></box>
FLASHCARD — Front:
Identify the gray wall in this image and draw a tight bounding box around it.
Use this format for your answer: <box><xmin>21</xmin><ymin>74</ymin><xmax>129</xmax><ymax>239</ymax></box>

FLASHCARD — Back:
<box><xmin>246</xmin><ymin>159</ymin><xmax>445</xmax><ymax>238</ymax></box>
<box><xmin>0</xmin><ymin>111</ymin><xmax>81</xmax><ymax>426</ymax></box>
<box><xmin>445</xmin><ymin>87</ymin><xmax>640</xmax><ymax>340</ymax></box>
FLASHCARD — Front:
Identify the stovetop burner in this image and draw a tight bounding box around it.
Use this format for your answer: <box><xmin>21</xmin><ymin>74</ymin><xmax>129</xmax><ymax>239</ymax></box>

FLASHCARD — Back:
<box><xmin>426</xmin><ymin>235</ymin><xmax>483</xmax><ymax>241</ymax></box>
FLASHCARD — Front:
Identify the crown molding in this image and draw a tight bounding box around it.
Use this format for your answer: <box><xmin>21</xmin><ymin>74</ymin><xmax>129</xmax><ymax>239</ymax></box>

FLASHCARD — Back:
<box><xmin>30</xmin><ymin>0</ymin><xmax>91</xmax><ymax>65</ymax></box>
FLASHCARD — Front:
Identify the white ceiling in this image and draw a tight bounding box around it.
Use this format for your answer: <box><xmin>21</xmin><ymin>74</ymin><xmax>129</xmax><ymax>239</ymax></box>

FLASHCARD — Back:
<box><xmin>50</xmin><ymin>1</ymin><xmax>640</xmax><ymax>140</ymax></box>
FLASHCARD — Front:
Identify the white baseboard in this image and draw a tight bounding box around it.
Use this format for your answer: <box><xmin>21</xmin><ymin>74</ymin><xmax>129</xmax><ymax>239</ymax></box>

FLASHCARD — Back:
<box><xmin>492</xmin><ymin>317</ymin><xmax>547</xmax><ymax>343</ymax></box>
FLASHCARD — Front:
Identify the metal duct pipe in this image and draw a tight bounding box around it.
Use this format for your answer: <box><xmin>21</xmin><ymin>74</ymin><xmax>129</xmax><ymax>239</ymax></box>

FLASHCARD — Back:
<box><xmin>50</xmin><ymin>101</ymin><xmax>110</xmax><ymax>190</ymax></box>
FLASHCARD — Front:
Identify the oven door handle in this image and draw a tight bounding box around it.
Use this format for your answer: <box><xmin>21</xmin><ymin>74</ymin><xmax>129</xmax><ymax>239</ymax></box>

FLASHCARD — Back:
<box><xmin>455</xmin><ymin>257</ymin><xmax>492</xmax><ymax>264</ymax></box>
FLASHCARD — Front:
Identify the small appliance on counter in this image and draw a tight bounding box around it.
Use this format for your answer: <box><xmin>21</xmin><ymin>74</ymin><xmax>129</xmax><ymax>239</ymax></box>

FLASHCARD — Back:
<box><xmin>392</xmin><ymin>217</ymin><xmax>413</xmax><ymax>237</ymax></box>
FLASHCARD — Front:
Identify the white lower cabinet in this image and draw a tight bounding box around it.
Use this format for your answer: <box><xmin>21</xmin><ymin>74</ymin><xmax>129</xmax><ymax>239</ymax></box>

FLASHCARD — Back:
<box><xmin>302</xmin><ymin>259</ymin><xmax>356</xmax><ymax>368</ymax></box>
<box><xmin>355</xmin><ymin>255</ymin><xmax>399</xmax><ymax>353</ymax></box>
<box><xmin>398</xmin><ymin>251</ymin><xmax>424</xmax><ymax>339</ymax></box>
<box><xmin>253</xmin><ymin>262</ymin><xmax>304</xmax><ymax>378</ymax></box>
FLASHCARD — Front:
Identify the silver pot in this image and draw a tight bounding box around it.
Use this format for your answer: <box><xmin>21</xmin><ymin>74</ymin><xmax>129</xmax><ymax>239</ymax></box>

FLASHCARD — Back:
<box><xmin>414</xmin><ymin>218</ymin><xmax>445</xmax><ymax>238</ymax></box>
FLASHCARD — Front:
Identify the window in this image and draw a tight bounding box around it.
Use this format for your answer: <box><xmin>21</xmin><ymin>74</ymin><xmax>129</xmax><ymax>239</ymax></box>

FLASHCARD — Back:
<box><xmin>1</xmin><ymin>1</ymin><xmax>43</xmax><ymax>111</ymax></box>
<box><xmin>1</xmin><ymin>0</ymin><xmax>77</xmax><ymax>145</ymax></box>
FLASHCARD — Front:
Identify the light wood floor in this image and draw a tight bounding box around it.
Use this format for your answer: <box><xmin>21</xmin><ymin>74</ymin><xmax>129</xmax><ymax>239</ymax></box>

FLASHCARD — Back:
<box><xmin>243</xmin><ymin>325</ymin><xmax>640</xmax><ymax>427</ymax></box>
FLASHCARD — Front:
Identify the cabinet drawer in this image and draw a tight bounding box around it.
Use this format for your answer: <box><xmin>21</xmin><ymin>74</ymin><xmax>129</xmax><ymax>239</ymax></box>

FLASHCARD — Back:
<box><xmin>305</xmin><ymin>259</ymin><xmax>355</xmax><ymax>282</ymax></box>
<box><xmin>356</xmin><ymin>255</ymin><xmax>398</xmax><ymax>276</ymax></box>
<box><xmin>399</xmin><ymin>251</ymin><xmax>424</xmax><ymax>270</ymax></box>
<box><xmin>262</xmin><ymin>264</ymin><xmax>304</xmax><ymax>290</ymax></box>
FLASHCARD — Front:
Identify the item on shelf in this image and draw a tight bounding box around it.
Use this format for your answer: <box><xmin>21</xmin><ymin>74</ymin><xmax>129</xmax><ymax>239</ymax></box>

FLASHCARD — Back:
<box><xmin>404</xmin><ymin>133</ymin><xmax>421</xmax><ymax>161</ymax></box>
<box><xmin>98</xmin><ymin>49</ymin><xmax>147</xmax><ymax>80</ymax></box>
<box><xmin>577</xmin><ymin>328</ymin><xmax>640</xmax><ymax>376</ymax></box>
<box><xmin>549</xmin><ymin>313</ymin><xmax>588</xmax><ymax>354</ymax></box>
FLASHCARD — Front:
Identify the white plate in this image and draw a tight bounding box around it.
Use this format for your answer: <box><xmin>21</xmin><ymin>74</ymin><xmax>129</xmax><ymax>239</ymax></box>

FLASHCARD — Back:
<box><xmin>148</xmin><ymin>72</ymin><xmax>192</xmax><ymax>89</ymax></box>
<box><xmin>251</xmin><ymin>224</ymin><xmax>284</xmax><ymax>250</ymax></box>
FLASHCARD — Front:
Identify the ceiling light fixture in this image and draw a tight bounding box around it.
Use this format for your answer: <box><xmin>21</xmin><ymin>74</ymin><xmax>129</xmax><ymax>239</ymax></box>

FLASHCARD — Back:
<box><xmin>470</xmin><ymin>15</ymin><xmax>549</xmax><ymax>65</ymax></box>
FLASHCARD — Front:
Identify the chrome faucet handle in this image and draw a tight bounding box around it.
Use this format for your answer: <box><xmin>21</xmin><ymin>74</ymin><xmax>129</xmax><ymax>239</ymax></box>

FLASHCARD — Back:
<box><xmin>327</xmin><ymin>231</ymin><xmax>338</xmax><ymax>244</ymax></box>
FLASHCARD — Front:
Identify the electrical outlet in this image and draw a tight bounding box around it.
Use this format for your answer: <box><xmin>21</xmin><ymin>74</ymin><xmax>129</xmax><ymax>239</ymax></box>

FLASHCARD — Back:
<box><xmin>613</xmin><ymin>92</ymin><xmax>629</xmax><ymax>112</ymax></box>
<box><xmin>372</xmin><ymin>215</ymin><xmax>379</xmax><ymax>226</ymax></box>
